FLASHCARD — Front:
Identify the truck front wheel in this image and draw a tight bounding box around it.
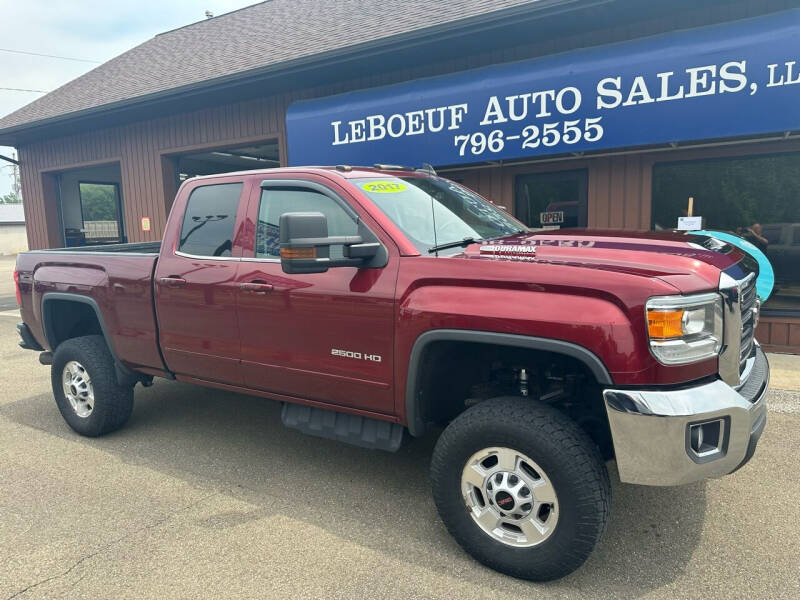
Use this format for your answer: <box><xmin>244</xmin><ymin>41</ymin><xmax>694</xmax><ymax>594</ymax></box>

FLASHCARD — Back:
<box><xmin>51</xmin><ymin>335</ymin><xmax>134</xmax><ymax>437</ymax></box>
<box><xmin>430</xmin><ymin>397</ymin><xmax>610</xmax><ymax>581</ymax></box>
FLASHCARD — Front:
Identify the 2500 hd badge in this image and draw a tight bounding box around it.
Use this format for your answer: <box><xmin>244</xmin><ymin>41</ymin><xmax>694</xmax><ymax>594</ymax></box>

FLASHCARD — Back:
<box><xmin>331</xmin><ymin>348</ymin><xmax>383</xmax><ymax>362</ymax></box>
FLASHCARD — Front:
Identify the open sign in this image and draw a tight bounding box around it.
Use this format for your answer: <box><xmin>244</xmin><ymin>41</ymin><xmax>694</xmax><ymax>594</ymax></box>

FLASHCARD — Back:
<box><xmin>540</xmin><ymin>211</ymin><xmax>565</xmax><ymax>225</ymax></box>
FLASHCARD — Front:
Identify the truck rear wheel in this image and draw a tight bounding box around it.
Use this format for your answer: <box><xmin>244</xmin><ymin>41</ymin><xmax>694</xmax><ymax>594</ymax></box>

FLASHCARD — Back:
<box><xmin>51</xmin><ymin>335</ymin><xmax>134</xmax><ymax>437</ymax></box>
<box><xmin>430</xmin><ymin>397</ymin><xmax>610</xmax><ymax>581</ymax></box>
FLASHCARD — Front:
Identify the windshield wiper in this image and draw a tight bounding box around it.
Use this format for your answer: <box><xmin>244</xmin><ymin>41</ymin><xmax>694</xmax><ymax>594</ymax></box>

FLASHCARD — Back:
<box><xmin>428</xmin><ymin>237</ymin><xmax>480</xmax><ymax>254</ymax></box>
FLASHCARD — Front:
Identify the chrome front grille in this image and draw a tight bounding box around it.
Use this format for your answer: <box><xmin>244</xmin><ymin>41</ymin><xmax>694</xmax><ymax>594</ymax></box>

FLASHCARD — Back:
<box><xmin>739</xmin><ymin>276</ymin><xmax>757</xmax><ymax>373</ymax></box>
<box><xmin>719</xmin><ymin>264</ymin><xmax>758</xmax><ymax>388</ymax></box>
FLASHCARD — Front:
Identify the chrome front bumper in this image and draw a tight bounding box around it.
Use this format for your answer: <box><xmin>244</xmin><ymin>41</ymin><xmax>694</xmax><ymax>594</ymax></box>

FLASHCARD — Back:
<box><xmin>602</xmin><ymin>347</ymin><xmax>769</xmax><ymax>486</ymax></box>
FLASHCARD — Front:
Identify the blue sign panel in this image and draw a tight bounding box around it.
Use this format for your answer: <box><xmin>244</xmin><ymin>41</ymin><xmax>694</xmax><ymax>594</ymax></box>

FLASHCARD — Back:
<box><xmin>286</xmin><ymin>10</ymin><xmax>800</xmax><ymax>167</ymax></box>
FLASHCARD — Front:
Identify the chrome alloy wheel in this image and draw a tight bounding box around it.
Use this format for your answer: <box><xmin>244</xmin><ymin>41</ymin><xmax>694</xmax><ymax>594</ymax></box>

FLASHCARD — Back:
<box><xmin>62</xmin><ymin>360</ymin><xmax>94</xmax><ymax>418</ymax></box>
<box><xmin>461</xmin><ymin>447</ymin><xmax>559</xmax><ymax>547</ymax></box>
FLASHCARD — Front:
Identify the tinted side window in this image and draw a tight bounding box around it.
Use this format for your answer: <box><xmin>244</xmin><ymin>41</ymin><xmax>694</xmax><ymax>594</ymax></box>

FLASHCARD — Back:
<box><xmin>256</xmin><ymin>188</ymin><xmax>358</xmax><ymax>258</ymax></box>
<box><xmin>178</xmin><ymin>183</ymin><xmax>243</xmax><ymax>257</ymax></box>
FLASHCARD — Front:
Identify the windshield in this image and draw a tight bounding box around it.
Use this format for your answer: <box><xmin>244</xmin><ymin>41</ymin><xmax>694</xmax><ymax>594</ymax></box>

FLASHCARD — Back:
<box><xmin>353</xmin><ymin>176</ymin><xmax>526</xmax><ymax>254</ymax></box>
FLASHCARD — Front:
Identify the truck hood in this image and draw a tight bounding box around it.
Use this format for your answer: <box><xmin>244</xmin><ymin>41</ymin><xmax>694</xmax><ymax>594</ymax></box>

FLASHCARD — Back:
<box><xmin>461</xmin><ymin>229</ymin><xmax>747</xmax><ymax>294</ymax></box>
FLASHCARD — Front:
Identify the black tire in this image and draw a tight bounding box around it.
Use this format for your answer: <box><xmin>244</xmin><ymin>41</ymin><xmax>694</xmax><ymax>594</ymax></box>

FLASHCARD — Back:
<box><xmin>51</xmin><ymin>335</ymin><xmax>134</xmax><ymax>437</ymax></box>
<box><xmin>430</xmin><ymin>397</ymin><xmax>610</xmax><ymax>581</ymax></box>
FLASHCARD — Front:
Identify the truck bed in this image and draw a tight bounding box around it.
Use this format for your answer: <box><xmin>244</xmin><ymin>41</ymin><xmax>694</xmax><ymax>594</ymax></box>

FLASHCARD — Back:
<box><xmin>15</xmin><ymin>242</ymin><xmax>166</xmax><ymax>374</ymax></box>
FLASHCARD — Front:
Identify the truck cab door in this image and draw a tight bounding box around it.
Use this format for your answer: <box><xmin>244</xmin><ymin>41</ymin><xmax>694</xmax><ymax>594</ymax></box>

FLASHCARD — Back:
<box><xmin>154</xmin><ymin>178</ymin><xmax>250</xmax><ymax>385</ymax></box>
<box><xmin>236</xmin><ymin>175</ymin><xmax>398</xmax><ymax>414</ymax></box>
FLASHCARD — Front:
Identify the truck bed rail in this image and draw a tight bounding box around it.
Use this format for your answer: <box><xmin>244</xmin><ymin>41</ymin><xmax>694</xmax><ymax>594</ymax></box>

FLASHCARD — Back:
<box><xmin>25</xmin><ymin>241</ymin><xmax>161</xmax><ymax>255</ymax></box>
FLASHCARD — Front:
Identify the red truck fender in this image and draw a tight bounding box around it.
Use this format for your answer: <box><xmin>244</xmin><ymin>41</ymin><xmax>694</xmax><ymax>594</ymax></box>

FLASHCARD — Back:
<box><xmin>40</xmin><ymin>292</ymin><xmax>142</xmax><ymax>387</ymax></box>
<box><xmin>404</xmin><ymin>329</ymin><xmax>613</xmax><ymax>436</ymax></box>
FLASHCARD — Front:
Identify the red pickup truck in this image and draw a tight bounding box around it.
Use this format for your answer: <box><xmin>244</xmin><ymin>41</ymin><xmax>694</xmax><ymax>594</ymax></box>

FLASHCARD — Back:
<box><xmin>14</xmin><ymin>165</ymin><xmax>768</xmax><ymax>581</ymax></box>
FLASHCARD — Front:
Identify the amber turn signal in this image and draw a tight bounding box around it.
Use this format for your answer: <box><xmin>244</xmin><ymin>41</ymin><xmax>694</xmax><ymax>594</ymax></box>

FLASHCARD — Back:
<box><xmin>280</xmin><ymin>247</ymin><xmax>317</xmax><ymax>259</ymax></box>
<box><xmin>647</xmin><ymin>309</ymin><xmax>684</xmax><ymax>339</ymax></box>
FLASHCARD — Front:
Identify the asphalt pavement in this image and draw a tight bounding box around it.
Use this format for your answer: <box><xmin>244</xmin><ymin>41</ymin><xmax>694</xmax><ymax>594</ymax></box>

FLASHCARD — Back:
<box><xmin>0</xmin><ymin>256</ymin><xmax>18</xmax><ymax>311</ymax></box>
<box><xmin>0</xmin><ymin>272</ymin><xmax>799</xmax><ymax>598</ymax></box>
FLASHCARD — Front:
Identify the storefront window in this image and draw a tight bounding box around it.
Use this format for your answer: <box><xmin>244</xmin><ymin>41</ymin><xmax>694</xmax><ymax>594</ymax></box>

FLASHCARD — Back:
<box><xmin>652</xmin><ymin>153</ymin><xmax>800</xmax><ymax>314</ymax></box>
<box><xmin>515</xmin><ymin>170</ymin><xmax>587</xmax><ymax>230</ymax></box>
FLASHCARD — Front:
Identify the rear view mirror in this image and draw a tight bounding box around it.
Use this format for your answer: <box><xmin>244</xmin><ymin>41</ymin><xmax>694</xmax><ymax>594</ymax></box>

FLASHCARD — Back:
<box><xmin>279</xmin><ymin>212</ymin><xmax>381</xmax><ymax>274</ymax></box>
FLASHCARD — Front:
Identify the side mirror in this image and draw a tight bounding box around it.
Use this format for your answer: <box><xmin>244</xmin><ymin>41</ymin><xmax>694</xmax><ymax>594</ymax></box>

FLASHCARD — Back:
<box><xmin>279</xmin><ymin>212</ymin><xmax>381</xmax><ymax>274</ymax></box>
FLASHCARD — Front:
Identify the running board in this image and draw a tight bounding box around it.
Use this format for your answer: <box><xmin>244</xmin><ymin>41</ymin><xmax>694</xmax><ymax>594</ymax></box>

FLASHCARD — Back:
<box><xmin>281</xmin><ymin>403</ymin><xmax>405</xmax><ymax>452</ymax></box>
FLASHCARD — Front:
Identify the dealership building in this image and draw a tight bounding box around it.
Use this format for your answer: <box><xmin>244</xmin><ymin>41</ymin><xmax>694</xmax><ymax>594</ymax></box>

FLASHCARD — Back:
<box><xmin>0</xmin><ymin>0</ymin><xmax>799</xmax><ymax>350</ymax></box>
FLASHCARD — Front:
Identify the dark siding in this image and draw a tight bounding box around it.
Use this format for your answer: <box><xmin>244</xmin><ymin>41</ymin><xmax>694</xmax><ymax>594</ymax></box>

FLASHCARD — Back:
<box><xmin>442</xmin><ymin>154</ymin><xmax>652</xmax><ymax>231</ymax></box>
<box><xmin>18</xmin><ymin>95</ymin><xmax>291</xmax><ymax>248</ymax></box>
<box><xmin>590</xmin><ymin>155</ymin><xmax>650</xmax><ymax>230</ymax></box>
<box><xmin>757</xmin><ymin>318</ymin><xmax>800</xmax><ymax>353</ymax></box>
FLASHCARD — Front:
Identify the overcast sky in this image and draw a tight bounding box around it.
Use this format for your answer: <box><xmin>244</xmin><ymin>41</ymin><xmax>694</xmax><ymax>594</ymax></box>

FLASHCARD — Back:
<box><xmin>0</xmin><ymin>0</ymin><xmax>259</xmax><ymax>198</ymax></box>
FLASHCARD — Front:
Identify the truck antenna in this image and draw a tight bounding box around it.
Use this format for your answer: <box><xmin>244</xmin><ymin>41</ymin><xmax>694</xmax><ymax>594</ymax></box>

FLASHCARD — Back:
<box><xmin>430</xmin><ymin>191</ymin><xmax>439</xmax><ymax>257</ymax></box>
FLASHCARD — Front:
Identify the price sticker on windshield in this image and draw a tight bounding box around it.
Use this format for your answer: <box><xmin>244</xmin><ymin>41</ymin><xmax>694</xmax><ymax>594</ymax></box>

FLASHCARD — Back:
<box><xmin>361</xmin><ymin>181</ymin><xmax>407</xmax><ymax>193</ymax></box>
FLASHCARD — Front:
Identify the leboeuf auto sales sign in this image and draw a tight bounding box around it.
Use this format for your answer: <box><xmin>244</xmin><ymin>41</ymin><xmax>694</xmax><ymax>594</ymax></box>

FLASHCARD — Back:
<box><xmin>286</xmin><ymin>10</ymin><xmax>800</xmax><ymax>167</ymax></box>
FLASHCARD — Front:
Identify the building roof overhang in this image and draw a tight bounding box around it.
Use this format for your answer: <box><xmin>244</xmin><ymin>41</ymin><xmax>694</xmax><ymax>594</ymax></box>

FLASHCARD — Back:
<box><xmin>0</xmin><ymin>0</ymin><xmax>734</xmax><ymax>146</ymax></box>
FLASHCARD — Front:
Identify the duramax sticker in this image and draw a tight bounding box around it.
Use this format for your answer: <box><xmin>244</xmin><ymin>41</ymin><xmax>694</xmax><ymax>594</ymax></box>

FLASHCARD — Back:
<box><xmin>361</xmin><ymin>181</ymin><xmax>407</xmax><ymax>193</ymax></box>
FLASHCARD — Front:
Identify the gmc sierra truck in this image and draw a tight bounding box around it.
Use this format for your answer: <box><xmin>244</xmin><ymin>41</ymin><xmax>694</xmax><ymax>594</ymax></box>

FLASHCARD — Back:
<box><xmin>14</xmin><ymin>165</ymin><xmax>768</xmax><ymax>581</ymax></box>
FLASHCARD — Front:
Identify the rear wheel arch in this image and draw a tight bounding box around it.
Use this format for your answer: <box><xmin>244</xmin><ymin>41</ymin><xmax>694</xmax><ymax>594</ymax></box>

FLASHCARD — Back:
<box><xmin>42</xmin><ymin>293</ymin><xmax>110</xmax><ymax>351</ymax></box>
<box><xmin>404</xmin><ymin>329</ymin><xmax>613</xmax><ymax>437</ymax></box>
<box><xmin>41</xmin><ymin>292</ymin><xmax>137</xmax><ymax>385</ymax></box>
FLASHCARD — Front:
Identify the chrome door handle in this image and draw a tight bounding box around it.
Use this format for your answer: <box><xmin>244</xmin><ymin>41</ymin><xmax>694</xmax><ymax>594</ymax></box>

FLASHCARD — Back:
<box><xmin>240</xmin><ymin>282</ymin><xmax>274</xmax><ymax>294</ymax></box>
<box><xmin>159</xmin><ymin>276</ymin><xmax>186</xmax><ymax>288</ymax></box>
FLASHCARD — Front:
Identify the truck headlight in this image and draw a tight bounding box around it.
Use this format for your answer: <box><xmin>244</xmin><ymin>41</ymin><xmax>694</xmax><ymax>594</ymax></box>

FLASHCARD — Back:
<box><xmin>646</xmin><ymin>293</ymin><xmax>723</xmax><ymax>365</ymax></box>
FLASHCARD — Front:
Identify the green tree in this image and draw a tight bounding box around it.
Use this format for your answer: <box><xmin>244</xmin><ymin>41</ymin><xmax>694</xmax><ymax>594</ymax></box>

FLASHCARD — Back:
<box><xmin>79</xmin><ymin>183</ymin><xmax>118</xmax><ymax>221</ymax></box>
<box><xmin>1</xmin><ymin>191</ymin><xmax>21</xmax><ymax>204</ymax></box>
